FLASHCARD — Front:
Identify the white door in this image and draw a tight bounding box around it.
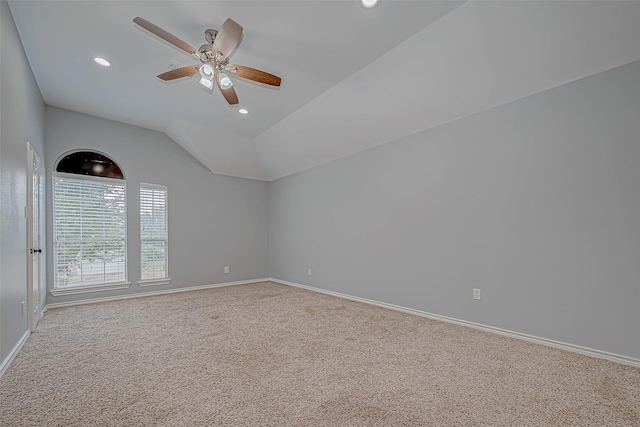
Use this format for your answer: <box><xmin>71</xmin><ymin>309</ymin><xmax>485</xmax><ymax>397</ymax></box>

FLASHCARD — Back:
<box><xmin>27</xmin><ymin>142</ymin><xmax>43</xmax><ymax>332</ymax></box>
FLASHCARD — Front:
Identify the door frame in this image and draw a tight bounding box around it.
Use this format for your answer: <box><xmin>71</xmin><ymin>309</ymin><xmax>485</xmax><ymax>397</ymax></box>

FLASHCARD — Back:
<box><xmin>26</xmin><ymin>141</ymin><xmax>44</xmax><ymax>332</ymax></box>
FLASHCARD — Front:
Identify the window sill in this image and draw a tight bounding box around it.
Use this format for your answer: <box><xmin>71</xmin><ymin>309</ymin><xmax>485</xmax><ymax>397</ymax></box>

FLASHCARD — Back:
<box><xmin>50</xmin><ymin>282</ymin><xmax>131</xmax><ymax>297</ymax></box>
<box><xmin>137</xmin><ymin>278</ymin><xmax>171</xmax><ymax>287</ymax></box>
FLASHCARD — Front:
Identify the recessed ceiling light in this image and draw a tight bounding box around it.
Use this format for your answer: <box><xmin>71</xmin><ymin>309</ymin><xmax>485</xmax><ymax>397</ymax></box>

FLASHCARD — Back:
<box><xmin>360</xmin><ymin>0</ymin><xmax>380</xmax><ymax>9</ymax></box>
<box><xmin>239</xmin><ymin>108</ymin><xmax>249</xmax><ymax>115</ymax></box>
<box><xmin>93</xmin><ymin>57</ymin><xmax>112</xmax><ymax>67</ymax></box>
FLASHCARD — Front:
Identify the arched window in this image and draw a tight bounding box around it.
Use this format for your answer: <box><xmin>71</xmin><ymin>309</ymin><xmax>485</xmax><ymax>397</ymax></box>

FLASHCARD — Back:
<box><xmin>52</xmin><ymin>150</ymin><xmax>128</xmax><ymax>293</ymax></box>
<box><xmin>56</xmin><ymin>151</ymin><xmax>124</xmax><ymax>179</ymax></box>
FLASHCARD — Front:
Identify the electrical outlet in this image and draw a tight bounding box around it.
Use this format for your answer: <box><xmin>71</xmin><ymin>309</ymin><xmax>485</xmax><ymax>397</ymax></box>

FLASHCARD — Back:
<box><xmin>224</xmin><ymin>266</ymin><xmax>229</xmax><ymax>274</ymax></box>
<box><xmin>473</xmin><ymin>289</ymin><xmax>481</xmax><ymax>300</ymax></box>
<box><xmin>308</xmin><ymin>268</ymin><xmax>312</xmax><ymax>276</ymax></box>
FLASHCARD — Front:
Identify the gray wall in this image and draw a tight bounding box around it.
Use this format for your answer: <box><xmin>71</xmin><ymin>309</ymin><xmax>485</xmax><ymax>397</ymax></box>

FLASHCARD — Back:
<box><xmin>269</xmin><ymin>60</ymin><xmax>640</xmax><ymax>360</ymax></box>
<box><xmin>0</xmin><ymin>0</ymin><xmax>46</xmax><ymax>365</ymax></box>
<box><xmin>45</xmin><ymin>107</ymin><xmax>269</xmax><ymax>305</ymax></box>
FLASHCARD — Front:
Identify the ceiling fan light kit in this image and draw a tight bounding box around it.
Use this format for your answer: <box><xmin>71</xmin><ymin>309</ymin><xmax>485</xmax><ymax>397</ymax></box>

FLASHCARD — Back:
<box><xmin>133</xmin><ymin>16</ymin><xmax>281</xmax><ymax>106</ymax></box>
<box><xmin>218</xmin><ymin>72</ymin><xmax>232</xmax><ymax>89</ymax></box>
<box><xmin>199</xmin><ymin>77</ymin><xmax>213</xmax><ymax>89</ymax></box>
<box><xmin>199</xmin><ymin>63</ymin><xmax>214</xmax><ymax>79</ymax></box>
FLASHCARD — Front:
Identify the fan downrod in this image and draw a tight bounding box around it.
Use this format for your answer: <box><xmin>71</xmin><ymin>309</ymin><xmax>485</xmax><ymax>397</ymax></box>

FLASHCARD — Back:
<box><xmin>204</xmin><ymin>29</ymin><xmax>218</xmax><ymax>44</ymax></box>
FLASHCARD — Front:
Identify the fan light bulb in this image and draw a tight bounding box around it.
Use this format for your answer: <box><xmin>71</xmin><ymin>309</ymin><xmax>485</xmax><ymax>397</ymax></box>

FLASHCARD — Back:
<box><xmin>200</xmin><ymin>63</ymin><xmax>214</xmax><ymax>79</ymax></box>
<box><xmin>219</xmin><ymin>73</ymin><xmax>233</xmax><ymax>89</ymax></box>
<box><xmin>199</xmin><ymin>77</ymin><xmax>213</xmax><ymax>89</ymax></box>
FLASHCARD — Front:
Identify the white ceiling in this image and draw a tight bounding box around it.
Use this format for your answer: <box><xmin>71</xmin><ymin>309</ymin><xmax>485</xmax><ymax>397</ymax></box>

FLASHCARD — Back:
<box><xmin>8</xmin><ymin>1</ymin><xmax>640</xmax><ymax>181</ymax></box>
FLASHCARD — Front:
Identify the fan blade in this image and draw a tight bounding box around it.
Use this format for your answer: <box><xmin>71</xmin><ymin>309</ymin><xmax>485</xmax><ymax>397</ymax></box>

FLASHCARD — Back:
<box><xmin>215</xmin><ymin>72</ymin><xmax>239</xmax><ymax>105</ymax></box>
<box><xmin>134</xmin><ymin>17</ymin><xmax>203</xmax><ymax>60</ymax></box>
<box><xmin>228</xmin><ymin>64</ymin><xmax>281</xmax><ymax>87</ymax></box>
<box><xmin>157</xmin><ymin>65</ymin><xmax>200</xmax><ymax>81</ymax></box>
<box><xmin>212</xmin><ymin>18</ymin><xmax>243</xmax><ymax>60</ymax></box>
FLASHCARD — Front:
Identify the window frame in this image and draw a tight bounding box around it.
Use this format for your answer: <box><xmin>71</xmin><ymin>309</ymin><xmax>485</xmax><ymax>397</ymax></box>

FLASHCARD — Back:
<box><xmin>138</xmin><ymin>183</ymin><xmax>170</xmax><ymax>287</ymax></box>
<box><xmin>50</xmin><ymin>171</ymin><xmax>130</xmax><ymax>296</ymax></box>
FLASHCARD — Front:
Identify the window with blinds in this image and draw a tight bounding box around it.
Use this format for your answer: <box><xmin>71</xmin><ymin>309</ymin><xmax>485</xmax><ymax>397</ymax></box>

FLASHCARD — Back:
<box><xmin>53</xmin><ymin>174</ymin><xmax>127</xmax><ymax>289</ymax></box>
<box><xmin>140</xmin><ymin>184</ymin><xmax>168</xmax><ymax>281</ymax></box>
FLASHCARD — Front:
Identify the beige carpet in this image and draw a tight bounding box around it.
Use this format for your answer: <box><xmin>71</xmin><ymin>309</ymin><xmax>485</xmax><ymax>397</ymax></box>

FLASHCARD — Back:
<box><xmin>1</xmin><ymin>281</ymin><xmax>639</xmax><ymax>426</ymax></box>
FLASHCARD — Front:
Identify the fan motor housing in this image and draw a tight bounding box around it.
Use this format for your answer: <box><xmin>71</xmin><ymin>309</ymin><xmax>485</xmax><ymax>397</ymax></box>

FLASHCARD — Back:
<box><xmin>198</xmin><ymin>44</ymin><xmax>215</xmax><ymax>60</ymax></box>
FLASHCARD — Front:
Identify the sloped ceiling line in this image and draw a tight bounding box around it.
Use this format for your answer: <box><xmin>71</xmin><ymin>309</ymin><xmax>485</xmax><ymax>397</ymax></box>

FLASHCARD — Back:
<box><xmin>8</xmin><ymin>1</ymin><xmax>640</xmax><ymax>181</ymax></box>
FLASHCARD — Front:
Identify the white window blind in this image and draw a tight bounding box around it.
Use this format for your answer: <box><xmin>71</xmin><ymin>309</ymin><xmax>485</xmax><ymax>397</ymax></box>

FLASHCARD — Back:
<box><xmin>140</xmin><ymin>184</ymin><xmax>168</xmax><ymax>281</ymax></box>
<box><xmin>53</xmin><ymin>174</ymin><xmax>127</xmax><ymax>289</ymax></box>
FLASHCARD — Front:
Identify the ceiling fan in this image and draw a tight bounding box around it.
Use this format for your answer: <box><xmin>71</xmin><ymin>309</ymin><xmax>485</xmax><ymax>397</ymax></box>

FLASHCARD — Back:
<box><xmin>133</xmin><ymin>17</ymin><xmax>281</xmax><ymax>106</ymax></box>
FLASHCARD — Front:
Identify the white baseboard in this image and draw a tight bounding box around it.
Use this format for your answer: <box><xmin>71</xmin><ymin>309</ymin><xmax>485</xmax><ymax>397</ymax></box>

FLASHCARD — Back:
<box><xmin>0</xmin><ymin>330</ymin><xmax>30</xmax><ymax>379</ymax></box>
<box><xmin>44</xmin><ymin>278</ymin><xmax>270</xmax><ymax>311</ymax></box>
<box><xmin>269</xmin><ymin>278</ymin><xmax>640</xmax><ymax>368</ymax></box>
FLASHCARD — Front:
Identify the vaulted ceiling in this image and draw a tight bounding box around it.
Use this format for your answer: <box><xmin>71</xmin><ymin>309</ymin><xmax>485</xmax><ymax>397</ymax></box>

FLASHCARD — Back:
<box><xmin>8</xmin><ymin>1</ymin><xmax>640</xmax><ymax>181</ymax></box>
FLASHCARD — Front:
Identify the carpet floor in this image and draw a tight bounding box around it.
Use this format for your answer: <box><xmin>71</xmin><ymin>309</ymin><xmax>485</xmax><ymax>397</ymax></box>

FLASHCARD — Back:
<box><xmin>1</xmin><ymin>281</ymin><xmax>639</xmax><ymax>426</ymax></box>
